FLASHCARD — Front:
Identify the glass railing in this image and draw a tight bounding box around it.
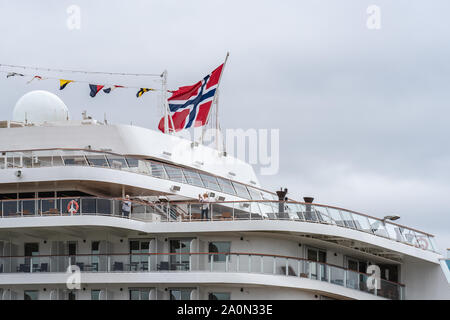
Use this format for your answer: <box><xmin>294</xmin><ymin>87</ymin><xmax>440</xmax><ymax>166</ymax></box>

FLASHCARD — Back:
<box><xmin>0</xmin><ymin>196</ymin><xmax>437</xmax><ymax>253</ymax></box>
<box><xmin>0</xmin><ymin>252</ymin><xmax>405</xmax><ymax>300</ymax></box>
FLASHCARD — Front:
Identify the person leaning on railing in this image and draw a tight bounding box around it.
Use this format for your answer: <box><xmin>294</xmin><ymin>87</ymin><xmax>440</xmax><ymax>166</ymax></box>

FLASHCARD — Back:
<box><xmin>122</xmin><ymin>195</ymin><xmax>131</xmax><ymax>218</ymax></box>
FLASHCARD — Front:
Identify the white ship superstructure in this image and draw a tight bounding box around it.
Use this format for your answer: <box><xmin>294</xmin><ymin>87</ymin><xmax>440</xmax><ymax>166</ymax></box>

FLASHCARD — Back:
<box><xmin>0</xmin><ymin>90</ymin><xmax>448</xmax><ymax>300</ymax></box>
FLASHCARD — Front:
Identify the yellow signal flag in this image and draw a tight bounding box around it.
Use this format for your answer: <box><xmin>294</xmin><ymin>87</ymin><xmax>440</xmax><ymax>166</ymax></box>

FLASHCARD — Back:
<box><xmin>60</xmin><ymin>79</ymin><xmax>74</xmax><ymax>90</ymax></box>
<box><xmin>136</xmin><ymin>88</ymin><xmax>154</xmax><ymax>98</ymax></box>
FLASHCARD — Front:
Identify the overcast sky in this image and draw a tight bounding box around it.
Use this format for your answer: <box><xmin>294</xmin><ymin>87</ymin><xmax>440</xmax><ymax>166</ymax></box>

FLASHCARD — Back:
<box><xmin>0</xmin><ymin>0</ymin><xmax>449</xmax><ymax>252</ymax></box>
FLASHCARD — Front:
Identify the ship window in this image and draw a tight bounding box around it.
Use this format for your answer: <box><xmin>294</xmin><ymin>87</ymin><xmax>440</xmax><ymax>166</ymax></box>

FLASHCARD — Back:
<box><xmin>208</xmin><ymin>241</ymin><xmax>231</xmax><ymax>262</ymax></box>
<box><xmin>24</xmin><ymin>290</ymin><xmax>39</xmax><ymax>300</ymax></box>
<box><xmin>91</xmin><ymin>289</ymin><xmax>101</xmax><ymax>300</ymax></box>
<box><xmin>216</xmin><ymin>177</ymin><xmax>236</xmax><ymax>195</ymax></box>
<box><xmin>169</xmin><ymin>288</ymin><xmax>192</xmax><ymax>300</ymax></box>
<box><xmin>19</xmin><ymin>192</ymin><xmax>35</xmax><ymax>199</ymax></box>
<box><xmin>199</xmin><ymin>173</ymin><xmax>221</xmax><ymax>192</ymax></box>
<box><xmin>164</xmin><ymin>165</ymin><xmax>186</xmax><ymax>183</ymax></box>
<box><xmin>125</xmin><ymin>157</ymin><xmax>139</xmax><ymax>167</ymax></box>
<box><xmin>150</xmin><ymin>162</ymin><xmax>167</xmax><ymax>179</ymax></box>
<box><xmin>63</xmin><ymin>155</ymin><xmax>87</xmax><ymax>166</ymax></box>
<box><xmin>86</xmin><ymin>155</ymin><xmax>109</xmax><ymax>167</ymax></box>
<box><xmin>68</xmin><ymin>291</ymin><xmax>76</xmax><ymax>300</ymax></box>
<box><xmin>208</xmin><ymin>292</ymin><xmax>230</xmax><ymax>300</ymax></box>
<box><xmin>130</xmin><ymin>240</ymin><xmax>150</xmax><ymax>271</ymax></box>
<box><xmin>38</xmin><ymin>192</ymin><xmax>55</xmax><ymax>198</ymax></box>
<box><xmin>169</xmin><ymin>239</ymin><xmax>191</xmax><ymax>271</ymax></box>
<box><xmin>129</xmin><ymin>288</ymin><xmax>151</xmax><ymax>300</ymax></box>
<box><xmin>182</xmin><ymin>169</ymin><xmax>204</xmax><ymax>187</ymax></box>
<box><xmin>105</xmin><ymin>155</ymin><xmax>128</xmax><ymax>169</ymax></box>
<box><xmin>231</xmin><ymin>182</ymin><xmax>250</xmax><ymax>199</ymax></box>
<box><xmin>247</xmin><ymin>187</ymin><xmax>263</xmax><ymax>200</ymax></box>
<box><xmin>0</xmin><ymin>193</ymin><xmax>17</xmax><ymax>200</ymax></box>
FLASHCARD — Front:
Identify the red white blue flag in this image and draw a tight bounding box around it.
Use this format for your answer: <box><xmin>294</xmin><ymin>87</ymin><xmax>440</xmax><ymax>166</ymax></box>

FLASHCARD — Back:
<box><xmin>158</xmin><ymin>64</ymin><xmax>224</xmax><ymax>132</ymax></box>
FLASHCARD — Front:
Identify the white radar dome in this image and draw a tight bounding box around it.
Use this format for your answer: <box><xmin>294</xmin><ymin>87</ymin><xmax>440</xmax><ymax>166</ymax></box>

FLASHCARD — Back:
<box><xmin>13</xmin><ymin>90</ymin><xmax>70</xmax><ymax>124</ymax></box>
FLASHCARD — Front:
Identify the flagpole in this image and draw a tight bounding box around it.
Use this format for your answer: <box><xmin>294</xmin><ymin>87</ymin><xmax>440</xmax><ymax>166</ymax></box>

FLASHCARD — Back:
<box><xmin>201</xmin><ymin>52</ymin><xmax>229</xmax><ymax>150</ymax></box>
<box><xmin>162</xmin><ymin>70</ymin><xmax>175</xmax><ymax>134</ymax></box>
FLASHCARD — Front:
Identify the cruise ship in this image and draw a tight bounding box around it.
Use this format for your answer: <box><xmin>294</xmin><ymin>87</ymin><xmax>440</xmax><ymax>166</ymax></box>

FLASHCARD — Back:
<box><xmin>0</xmin><ymin>90</ymin><xmax>449</xmax><ymax>300</ymax></box>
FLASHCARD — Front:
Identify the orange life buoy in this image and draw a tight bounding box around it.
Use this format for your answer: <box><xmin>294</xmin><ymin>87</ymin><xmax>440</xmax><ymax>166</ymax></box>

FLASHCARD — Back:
<box><xmin>67</xmin><ymin>200</ymin><xmax>79</xmax><ymax>214</ymax></box>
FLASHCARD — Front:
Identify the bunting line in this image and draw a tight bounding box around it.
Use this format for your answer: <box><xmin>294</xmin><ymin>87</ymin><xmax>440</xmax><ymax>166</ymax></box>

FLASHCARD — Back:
<box><xmin>0</xmin><ymin>63</ymin><xmax>162</xmax><ymax>77</ymax></box>
<box><xmin>0</xmin><ymin>69</ymin><xmax>161</xmax><ymax>98</ymax></box>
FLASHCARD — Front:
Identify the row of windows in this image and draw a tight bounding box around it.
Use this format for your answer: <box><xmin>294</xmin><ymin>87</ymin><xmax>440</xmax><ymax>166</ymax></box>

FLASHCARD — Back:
<box><xmin>1</xmin><ymin>150</ymin><xmax>276</xmax><ymax>201</ymax></box>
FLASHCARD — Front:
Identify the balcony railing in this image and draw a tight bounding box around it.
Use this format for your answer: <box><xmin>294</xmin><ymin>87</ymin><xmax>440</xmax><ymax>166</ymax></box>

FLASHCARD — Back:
<box><xmin>0</xmin><ymin>196</ymin><xmax>438</xmax><ymax>254</ymax></box>
<box><xmin>0</xmin><ymin>252</ymin><xmax>405</xmax><ymax>300</ymax></box>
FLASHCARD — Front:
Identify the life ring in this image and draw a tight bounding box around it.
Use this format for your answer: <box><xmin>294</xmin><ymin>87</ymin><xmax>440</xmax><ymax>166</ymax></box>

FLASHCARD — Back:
<box><xmin>416</xmin><ymin>237</ymin><xmax>428</xmax><ymax>250</ymax></box>
<box><xmin>67</xmin><ymin>200</ymin><xmax>79</xmax><ymax>214</ymax></box>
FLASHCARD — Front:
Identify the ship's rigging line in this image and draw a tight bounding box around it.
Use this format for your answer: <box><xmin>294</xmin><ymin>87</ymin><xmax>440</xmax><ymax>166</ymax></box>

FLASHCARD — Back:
<box><xmin>0</xmin><ymin>64</ymin><xmax>163</xmax><ymax>91</ymax></box>
<box><xmin>0</xmin><ymin>63</ymin><xmax>162</xmax><ymax>77</ymax></box>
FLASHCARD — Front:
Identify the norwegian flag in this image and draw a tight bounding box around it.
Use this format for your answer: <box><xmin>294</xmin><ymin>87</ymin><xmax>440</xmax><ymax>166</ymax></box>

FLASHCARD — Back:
<box><xmin>158</xmin><ymin>64</ymin><xmax>224</xmax><ymax>132</ymax></box>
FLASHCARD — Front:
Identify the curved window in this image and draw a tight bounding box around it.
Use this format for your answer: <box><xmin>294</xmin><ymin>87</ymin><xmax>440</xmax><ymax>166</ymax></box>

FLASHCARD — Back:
<box><xmin>199</xmin><ymin>173</ymin><xmax>221</xmax><ymax>192</ymax></box>
<box><xmin>86</xmin><ymin>155</ymin><xmax>108</xmax><ymax>167</ymax></box>
<box><xmin>106</xmin><ymin>155</ymin><xmax>128</xmax><ymax>169</ymax></box>
<box><xmin>182</xmin><ymin>169</ymin><xmax>204</xmax><ymax>188</ymax></box>
<box><xmin>164</xmin><ymin>165</ymin><xmax>185</xmax><ymax>183</ymax></box>
<box><xmin>232</xmin><ymin>182</ymin><xmax>250</xmax><ymax>198</ymax></box>
<box><xmin>216</xmin><ymin>177</ymin><xmax>236</xmax><ymax>195</ymax></box>
<box><xmin>150</xmin><ymin>162</ymin><xmax>167</xmax><ymax>179</ymax></box>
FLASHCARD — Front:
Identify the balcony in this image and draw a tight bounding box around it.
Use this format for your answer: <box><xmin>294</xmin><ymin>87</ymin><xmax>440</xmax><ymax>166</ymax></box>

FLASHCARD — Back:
<box><xmin>0</xmin><ymin>196</ymin><xmax>438</xmax><ymax>254</ymax></box>
<box><xmin>0</xmin><ymin>252</ymin><xmax>404</xmax><ymax>300</ymax></box>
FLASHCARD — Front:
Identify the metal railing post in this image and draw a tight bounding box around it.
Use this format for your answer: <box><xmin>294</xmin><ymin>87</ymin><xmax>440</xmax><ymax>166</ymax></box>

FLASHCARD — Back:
<box><xmin>328</xmin><ymin>266</ymin><xmax>331</xmax><ymax>283</ymax></box>
<box><xmin>318</xmin><ymin>263</ymin><xmax>321</xmax><ymax>280</ymax></box>
<box><xmin>285</xmin><ymin>259</ymin><xmax>289</xmax><ymax>276</ymax></box>
<box><xmin>344</xmin><ymin>270</ymin><xmax>347</xmax><ymax>287</ymax></box>
<box><xmin>273</xmin><ymin>257</ymin><xmax>276</xmax><ymax>274</ymax></box>
<box><xmin>232</xmin><ymin>203</ymin><xmax>235</xmax><ymax>220</ymax></box>
<box><xmin>308</xmin><ymin>262</ymin><xmax>312</xmax><ymax>279</ymax></box>
<box><xmin>210</xmin><ymin>254</ymin><xmax>213</xmax><ymax>272</ymax></box>
<box><xmin>189</xmin><ymin>254</ymin><xmax>192</xmax><ymax>271</ymax></box>
<box><xmin>225</xmin><ymin>254</ymin><xmax>229</xmax><ymax>272</ymax></box>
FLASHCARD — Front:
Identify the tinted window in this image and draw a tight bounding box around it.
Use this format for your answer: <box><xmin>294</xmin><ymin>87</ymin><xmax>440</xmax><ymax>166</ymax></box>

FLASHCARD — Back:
<box><xmin>182</xmin><ymin>169</ymin><xmax>204</xmax><ymax>187</ymax></box>
<box><xmin>231</xmin><ymin>182</ymin><xmax>250</xmax><ymax>199</ymax></box>
<box><xmin>199</xmin><ymin>173</ymin><xmax>221</xmax><ymax>191</ymax></box>
<box><xmin>216</xmin><ymin>177</ymin><xmax>236</xmax><ymax>195</ymax></box>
